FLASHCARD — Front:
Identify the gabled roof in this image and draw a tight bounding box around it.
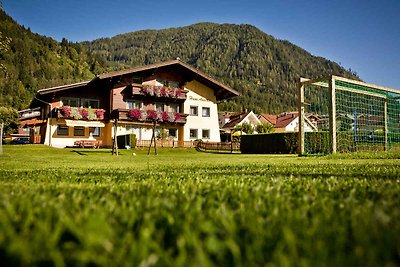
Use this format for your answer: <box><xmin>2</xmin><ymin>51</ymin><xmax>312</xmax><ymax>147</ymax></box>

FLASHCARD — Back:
<box><xmin>97</xmin><ymin>59</ymin><xmax>240</xmax><ymax>100</ymax></box>
<box><xmin>274</xmin><ymin>112</ymin><xmax>298</xmax><ymax>128</ymax></box>
<box><xmin>258</xmin><ymin>114</ymin><xmax>277</xmax><ymax>125</ymax></box>
<box><xmin>36</xmin><ymin>59</ymin><xmax>240</xmax><ymax>100</ymax></box>
<box><xmin>222</xmin><ymin>111</ymin><xmax>261</xmax><ymax>129</ymax></box>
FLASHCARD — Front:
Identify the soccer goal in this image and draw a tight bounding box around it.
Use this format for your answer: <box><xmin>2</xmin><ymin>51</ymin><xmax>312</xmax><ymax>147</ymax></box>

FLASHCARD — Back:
<box><xmin>298</xmin><ymin>75</ymin><xmax>400</xmax><ymax>155</ymax></box>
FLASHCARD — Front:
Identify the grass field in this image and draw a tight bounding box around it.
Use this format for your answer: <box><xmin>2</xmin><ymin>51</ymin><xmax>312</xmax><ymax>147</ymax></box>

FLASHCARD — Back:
<box><xmin>0</xmin><ymin>145</ymin><xmax>399</xmax><ymax>266</ymax></box>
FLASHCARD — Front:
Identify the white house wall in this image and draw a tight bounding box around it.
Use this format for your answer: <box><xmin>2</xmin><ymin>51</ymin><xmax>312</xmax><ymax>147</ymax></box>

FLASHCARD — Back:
<box><xmin>184</xmin><ymin>84</ymin><xmax>220</xmax><ymax>142</ymax></box>
<box><xmin>286</xmin><ymin>117</ymin><xmax>315</xmax><ymax>132</ymax></box>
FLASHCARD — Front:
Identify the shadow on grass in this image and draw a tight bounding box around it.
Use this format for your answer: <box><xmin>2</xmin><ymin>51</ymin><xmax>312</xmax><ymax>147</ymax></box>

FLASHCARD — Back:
<box><xmin>71</xmin><ymin>149</ymin><xmax>121</xmax><ymax>156</ymax></box>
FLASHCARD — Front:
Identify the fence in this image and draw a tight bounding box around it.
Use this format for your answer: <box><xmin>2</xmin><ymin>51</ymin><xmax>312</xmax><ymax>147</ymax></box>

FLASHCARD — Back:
<box><xmin>136</xmin><ymin>140</ymin><xmax>196</xmax><ymax>148</ymax></box>
<box><xmin>196</xmin><ymin>141</ymin><xmax>241</xmax><ymax>153</ymax></box>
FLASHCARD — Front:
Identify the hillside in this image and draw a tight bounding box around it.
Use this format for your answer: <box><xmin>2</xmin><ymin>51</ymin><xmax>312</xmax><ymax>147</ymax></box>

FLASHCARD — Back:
<box><xmin>0</xmin><ymin>10</ymin><xmax>106</xmax><ymax>109</ymax></box>
<box><xmin>84</xmin><ymin>22</ymin><xmax>359</xmax><ymax>113</ymax></box>
<box><xmin>0</xmin><ymin>9</ymin><xmax>358</xmax><ymax>113</ymax></box>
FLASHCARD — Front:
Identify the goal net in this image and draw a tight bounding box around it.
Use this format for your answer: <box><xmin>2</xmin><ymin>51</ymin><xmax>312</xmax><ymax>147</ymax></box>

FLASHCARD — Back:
<box><xmin>299</xmin><ymin>76</ymin><xmax>400</xmax><ymax>154</ymax></box>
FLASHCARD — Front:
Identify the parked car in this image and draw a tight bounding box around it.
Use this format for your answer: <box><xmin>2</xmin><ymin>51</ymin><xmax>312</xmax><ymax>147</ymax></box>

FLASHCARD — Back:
<box><xmin>9</xmin><ymin>137</ymin><xmax>30</xmax><ymax>144</ymax></box>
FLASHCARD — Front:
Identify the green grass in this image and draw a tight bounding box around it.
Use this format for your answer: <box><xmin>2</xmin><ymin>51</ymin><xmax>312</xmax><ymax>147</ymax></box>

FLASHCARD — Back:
<box><xmin>1</xmin><ymin>145</ymin><xmax>400</xmax><ymax>266</ymax></box>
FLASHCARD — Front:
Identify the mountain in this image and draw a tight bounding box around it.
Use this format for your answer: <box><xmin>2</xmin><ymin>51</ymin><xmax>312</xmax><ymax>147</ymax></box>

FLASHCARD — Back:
<box><xmin>0</xmin><ymin>8</ymin><xmax>358</xmax><ymax>113</ymax></box>
<box><xmin>0</xmin><ymin>10</ymin><xmax>107</xmax><ymax>110</ymax></box>
<box><xmin>83</xmin><ymin>22</ymin><xmax>359</xmax><ymax>113</ymax></box>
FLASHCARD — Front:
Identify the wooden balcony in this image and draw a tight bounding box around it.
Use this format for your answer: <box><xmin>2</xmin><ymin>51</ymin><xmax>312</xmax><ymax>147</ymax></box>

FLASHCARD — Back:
<box><xmin>56</xmin><ymin>106</ymin><xmax>106</xmax><ymax>121</ymax></box>
<box><xmin>111</xmin><ymin>109</ymin><xmax>188</xmax><ymax>125</ymax></box>
<box><xmin>131</xmin><ymin>84</ymin><xmax>187</xmax><ymax>100</ymax></box>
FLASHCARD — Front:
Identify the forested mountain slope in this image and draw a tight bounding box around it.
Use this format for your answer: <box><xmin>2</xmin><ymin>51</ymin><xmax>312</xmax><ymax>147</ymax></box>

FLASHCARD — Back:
<box><xmin>84</xmin><ymin>22</ymin><xmax>359</xmax><ymax>113</ymax></box>
<box><xmin>0</xmin><ymin>10</ymin><xmax>106</xmax><ymax>109</ymax></box>
<box><xmin>0</xmin><ymin>9</ymin><xmax>358</xmax><ymax>113</ymax></box>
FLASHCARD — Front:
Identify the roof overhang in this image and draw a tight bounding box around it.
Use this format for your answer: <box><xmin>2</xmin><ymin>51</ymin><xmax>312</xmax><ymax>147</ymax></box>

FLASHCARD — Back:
<box><xmin>37</xmin><ymin>81</ymin><xmax>91</xmax><ymax>95</ymax></box>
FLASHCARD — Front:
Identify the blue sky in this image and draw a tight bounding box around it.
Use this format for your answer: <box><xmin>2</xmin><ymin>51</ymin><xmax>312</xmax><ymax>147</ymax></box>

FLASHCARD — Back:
<box><xmin>3</xmin><ymin>0</ymin><xmax>400</xmax><ymax>89</ymax></box>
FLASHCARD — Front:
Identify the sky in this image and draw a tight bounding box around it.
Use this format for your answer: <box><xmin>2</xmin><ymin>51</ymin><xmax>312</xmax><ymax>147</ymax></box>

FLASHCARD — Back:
<box><xmin>3</xmin><ymin>0</ymin><xmax>400</xmax><ymax>90</ymax></box>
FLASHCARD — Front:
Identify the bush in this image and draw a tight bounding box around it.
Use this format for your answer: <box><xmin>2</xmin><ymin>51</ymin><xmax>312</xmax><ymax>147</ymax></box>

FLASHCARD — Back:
<box><xmin>241</xmin><ymin>132</ymin><xmax>298</xmax><ymax>154</ymax></box>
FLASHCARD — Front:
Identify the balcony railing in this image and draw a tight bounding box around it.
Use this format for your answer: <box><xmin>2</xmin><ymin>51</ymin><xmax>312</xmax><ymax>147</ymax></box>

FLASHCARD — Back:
<box><xmin>57</xmin><ymin>106</ymin><xmax>106</xmax><ymax>121</ymax></box>
<box><xmin>131</xmin><ymin>84</ymin><xmax>187</xmax><ymax>100</ymax></box>
<box><xmin>111</xmin><ymin>109</ymin><xmax>188</xmax><ymax>124</ymax></box>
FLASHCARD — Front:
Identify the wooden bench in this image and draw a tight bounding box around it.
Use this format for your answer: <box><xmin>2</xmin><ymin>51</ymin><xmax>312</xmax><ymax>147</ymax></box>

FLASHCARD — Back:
<box><xmin>74</xmin><ymin>140</ymin><xmax>102</xmax><ymax>148</ymax></box>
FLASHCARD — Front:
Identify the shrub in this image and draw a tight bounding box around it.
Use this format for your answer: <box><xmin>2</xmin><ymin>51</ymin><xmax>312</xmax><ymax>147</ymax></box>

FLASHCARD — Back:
<box><xmin>241</xmin><ymin>132</ymin><xmax>298</xmax><ymax>154</ymax></box>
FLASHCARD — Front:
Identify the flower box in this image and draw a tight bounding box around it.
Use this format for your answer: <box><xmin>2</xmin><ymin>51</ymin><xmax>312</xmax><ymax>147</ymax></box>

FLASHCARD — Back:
<box><xmin>58</xmin><ymin>106</ymin><xmax>106</xmax><ymax>121</ymax></box>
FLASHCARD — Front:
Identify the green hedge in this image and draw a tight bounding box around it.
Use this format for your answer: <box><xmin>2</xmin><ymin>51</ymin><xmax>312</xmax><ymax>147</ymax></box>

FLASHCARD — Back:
<box><xmin>241</xmin><ymin>132</ymin><xmax>333</xmax><ymax>154</ymax></box>
<box><xmin>240</xmin><ymin>133</ymin><xmax>298</xmax><ymax>154</ymax></box>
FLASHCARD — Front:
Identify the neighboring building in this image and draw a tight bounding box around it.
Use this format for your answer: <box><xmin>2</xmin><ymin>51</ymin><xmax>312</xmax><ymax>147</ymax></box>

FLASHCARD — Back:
<box><xmin>221</xmin><ymin>111</ymin><xmax>261</xmax><ymax>133</ymax></box>
<box><xmin>19</xmin><ymin>59</ymin><xmax>239</xmax><ymax>148</ymax></box>
<box><xmin>258</xmin><ymin>114</ymin><xmax>277</xmax><ymax>126</ymax></box>
<box><xmin>275</xmin><ymin>112</ymin><xmax>317</xmax><ymax>132</ymax></box>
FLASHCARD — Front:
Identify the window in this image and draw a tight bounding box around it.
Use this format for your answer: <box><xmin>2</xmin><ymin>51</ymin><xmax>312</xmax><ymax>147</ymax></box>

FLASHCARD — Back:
<box><xmin>89</xmin><ymin>127</ymin><xmax>100</xmax><ymax>137</ymax></box>
<box><xmin>81</xmin><ymin>99</ymin><xmax>99</xmax><ymax>109</ymax></box>
<box><xmin>169</xmin><ymin>103</ymin><xmax>179</xmax><ymax>113</ymax></box>
<box><xmin>190</xmin><ymin>106</ymin><xmax>198</xmax><ymax>116</ymax></box>
<box><xmin>74</xmin><ymin>126</ymin><xmax>85</xmax><ymax>137</ymax></box>
<box><xmin>155</xmin><ymin>103</ymin><xmax>164</xmax><ymax>111</ymax></box>
<box><xmin>169</xmin><ymin>81</ymin><xmax>179</xmax><ymax>88</ymax></box>
<box><xmin>57</xmin><ymin>125</ymin><xmax>69</xmax><ymax>136</ymax></box>
<box><xmin>202</xmin><ymin>107</ymin><xmax>210</xmax><ymax>117</ymax></box>
<box><xmin>156</xmin><ymin>79</ymin><xmax>179</xmax><ymax>88</ymax></box>
<box><xmin>61</xmin><ymin>97</ymin><xmax>79</xmax><ymax>107</ymax></box>
<box><xmin>169</xmin><ymin>128</ymin><xmax>177</xmax><ymax>138</ymax></box>
<box><xmin>202</xmin><ymin>129</ymin><xmax>210</xmax><ymax>139</ymax></box>
<box><xmin>61</xmin><ymin>98</ymin><xmax>99</xmax><ymax>108</ymax></box>
<box><xmin>190</xmin><ymin>129</ymin><xmax>198</xmax><ymax>139</ymax></box>
<box><xmin>127</xmin><ymin>100</ymin><xmax>141</xmax><ymax>109</ymax></box>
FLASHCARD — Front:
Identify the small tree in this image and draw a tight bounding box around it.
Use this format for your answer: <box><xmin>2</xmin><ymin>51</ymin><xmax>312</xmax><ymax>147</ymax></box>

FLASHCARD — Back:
<box><xmin>255</xmin><ymin>123</ymin><xmax>275</xmax><ymax>134</ymax></box>
<box><xmin>156</xmin><ymin>128</ymin><xmax>169</xmax><ymax>140</ymax></box>
<box><xmin>235</xmin><ymin>122</ymin><xmax>254</xmax><ymax>134</ymax></box>
<box><xmin>0</xmin><ymin>107</ymin><xmax>19</xmax><ymax>135</ymax></box>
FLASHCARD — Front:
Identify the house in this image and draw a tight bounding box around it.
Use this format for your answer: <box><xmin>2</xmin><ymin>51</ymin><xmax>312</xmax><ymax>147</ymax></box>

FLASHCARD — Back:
<box><xmin>259</xmin><ymin>112</ymin><xmax>317</xmax><ymax>133</ymax></box>
<box><xmin>19</xmin><ymin>59</ymin><xmax>240</xmax><ymax>148</ymax></box>
<box><xmin>221</xmin><ymin>111</ymin><xmax>261</xmax><ymax>133</ymax></box>
<box><xmin>258</xmin><ymin>114</ymin><xmax>277</xmax><ymax>126</ymax></box>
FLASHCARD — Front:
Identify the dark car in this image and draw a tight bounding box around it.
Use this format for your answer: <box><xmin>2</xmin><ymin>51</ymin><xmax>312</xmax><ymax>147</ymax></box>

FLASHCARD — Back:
<box><xmin>9</xmin><ymin>137</ymin><xmax>30</xmax><ymax>144</ymax></box>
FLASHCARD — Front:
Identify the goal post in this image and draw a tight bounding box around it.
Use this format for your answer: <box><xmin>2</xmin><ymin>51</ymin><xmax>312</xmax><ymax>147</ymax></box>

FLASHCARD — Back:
<box><xmin>298</xmin><ymin>75</ymin><xmax>400</xmax><ymax>155</ymax></box>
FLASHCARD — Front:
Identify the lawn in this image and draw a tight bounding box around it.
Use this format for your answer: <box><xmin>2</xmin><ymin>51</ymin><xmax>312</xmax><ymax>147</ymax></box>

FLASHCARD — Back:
<box><xmin>0</xmin><ymin>145</ymin><xmax>399</xmax><ymax>266</ymax></box>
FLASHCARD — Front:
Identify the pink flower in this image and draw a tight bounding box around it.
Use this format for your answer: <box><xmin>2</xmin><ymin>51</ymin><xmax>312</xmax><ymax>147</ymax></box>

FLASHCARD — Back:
<box><xmin>80</xmin><ymin>109</ymin><xmax>89</xmax><ymax>118</ymax></box>
<box><xmin>175</xmin><ymin>89</ymin><xmax>183</xmax><ymax>97</ymax></box>
<box><xmin>60</xmin><ymin>106</ymin><xmax>71</xmax><ymax>117</ymax></box>
<box><xmin>141</xmin><ymin>86</ymin><xmax>149</xmax><ymax>94</ymax></box>
<box><xmin>95</xmin><ymin>109</ymin><xmax>105</xmax><ymax>118</ymax></box>
<box><xmin>174</xmin><ymin>113</ymin><xmax>181</xmax><ymax>121</ymax></box>
<box><xmin>160</xmin><ymin>87</ymin><xmax>168</xmax><ymax>97</ymax></box>
<box><xmin>128</xmin><ymin>109</ymin><xmax>142</xmax><ymax>120</ymax></box>
<box><xmin>161</xmin><ymin>111</ymin><xmax>169</xmax><ymax>121</ymax></box>
<box><xmin>147</xmin><ymin>110</ymin><xmax>158</xmax><ymax>121</ymax></box>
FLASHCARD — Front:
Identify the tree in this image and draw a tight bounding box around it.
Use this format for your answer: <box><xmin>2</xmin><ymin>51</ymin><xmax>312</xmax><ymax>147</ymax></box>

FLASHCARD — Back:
<box><xmin>0</xmin><ymin>1</ymin><xmax>11</xmax><ymax>72</ymax></box>
<box><xmin>0</xmin><ymin>28</ymin><xmax>12</xmax><ymax>74</ymax></box>
<box><xmin>235</xmin><ymin>122</ymin><xmax>254</xmax><ymax>134</ymax></box>
<box><xmin>0</xmin><ymin>107</ymin><xmax>19</xmax><ymax>135</ymax></box>
<box><xmin>255</xmin><ymin>123</ymin><xmax>275</xmax><ymax>134</ymax></box>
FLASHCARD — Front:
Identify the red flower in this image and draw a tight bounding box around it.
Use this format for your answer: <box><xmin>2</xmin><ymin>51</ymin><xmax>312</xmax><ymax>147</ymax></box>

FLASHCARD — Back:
<box><xmin>147</xmin><ymin>110</ymin><xmax>158</xmax><ymax>121</ymax></box>
<box><xmin>60</xmin><ymin>106</ymin><xmax>71</xmax><ymax>117</ymax></box>
<box><xmin>128</xmin><ymin>109</ymin><xmax>142</xmax><ymax>120</ymax></box>
<box><xmin>79</xmin><ymin>109</ymin><xmax>89</xmax><ymax>118</ymax></box>
<box><xmin>160</xmin><ymin>87</ymin><xmax>168</xmax><ymax>97</ymax></box>
<box><xmin>161</xmin><ymin>111</ymin><xmax>169</xmax><ymax>121</ymax></box>
<box><xmin>174</xmin><ymin>113</ymin><xmax>181</xmax><ymax>121</ymax></box>
<box><xmin>95</xmin><ymin>109</ymin><xmax>105</xmax><ymax>117</ymax></box>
